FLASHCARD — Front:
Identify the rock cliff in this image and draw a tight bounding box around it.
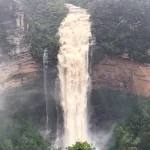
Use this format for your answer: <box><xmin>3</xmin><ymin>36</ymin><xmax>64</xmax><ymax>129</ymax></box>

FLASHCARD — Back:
<box><xmin>0</xmin><ymin>0</ymin><xmax>41</xmax><ymax>94</ymax></box>
<box><xmin>1</xmin><ymin>0</ymin><xmax>150</xmax><ymax>99</ymax></box>
<box><xmin>92</xmin><ymin>56</ymin><xmax>150</xmax><ymax>97</ymax></box>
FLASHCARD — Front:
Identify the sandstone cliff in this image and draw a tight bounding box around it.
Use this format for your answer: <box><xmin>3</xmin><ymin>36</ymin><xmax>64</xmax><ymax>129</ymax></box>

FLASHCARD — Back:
<box><xmin>0</xmin><ymin>0</ymin><xmax>41</xmax><ymax>94</ymax></box>
<box><xmin>1</xmin><ymin>0</ymin><xmax>150</xmax><ymax>99</ymax></box>
<box><xmin>92</xmin><ymin>56</ymin><xmax>150</xmax><ymax>97</ymax></box>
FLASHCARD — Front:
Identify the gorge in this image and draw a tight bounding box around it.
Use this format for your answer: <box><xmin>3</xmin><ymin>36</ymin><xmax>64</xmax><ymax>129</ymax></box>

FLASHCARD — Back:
<box><xmin>0</xmin><ymin>0</ymin><xmax>150</xmax><ymax>150</ymax></box>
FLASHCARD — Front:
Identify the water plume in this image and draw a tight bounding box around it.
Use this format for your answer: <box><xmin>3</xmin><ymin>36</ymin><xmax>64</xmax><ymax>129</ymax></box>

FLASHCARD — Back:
<box><xmin>58</xmin><ymin>4</ymin><xmax>91</xmax><ymax>147</ymax></box>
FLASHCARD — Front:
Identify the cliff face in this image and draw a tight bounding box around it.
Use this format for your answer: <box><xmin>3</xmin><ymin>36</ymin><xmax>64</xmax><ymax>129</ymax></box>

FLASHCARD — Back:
<box><xmin>0</xmin><ymin>47</ymin><xmax>41</xmax><ymax>94</ymax></box>
<box><xmin>1</xmin><ymin>0</ymin><xmax>150</xmax><ymax>99</ymax></box>
<box><xmin>92</xmin><ymin>56</ymin><xmax>150</xmax><ymax>97</ymax></box>
<box><xmin>0</xmin><ymin>0</ymin><xmax>41</xmax><ymax>94</ymax></box>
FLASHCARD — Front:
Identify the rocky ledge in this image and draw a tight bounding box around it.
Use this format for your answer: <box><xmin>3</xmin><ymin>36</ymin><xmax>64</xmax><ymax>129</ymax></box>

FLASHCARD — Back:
<box><xmin>92</xmin><ymin>56</ymin><xmax>150</xmax><ymax>97</ymax></box>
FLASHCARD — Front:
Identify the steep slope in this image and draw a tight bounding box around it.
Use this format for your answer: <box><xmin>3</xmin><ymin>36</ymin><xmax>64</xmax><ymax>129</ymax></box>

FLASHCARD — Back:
<box><xmin>92</xmin><ymin>56</ymin><xmax>150</xmax><ymax>97</ymax></box>
<box><xmin>0</xmin><ymin>0</ymin><xmax>40</xmax><ymax>94</ymax></box>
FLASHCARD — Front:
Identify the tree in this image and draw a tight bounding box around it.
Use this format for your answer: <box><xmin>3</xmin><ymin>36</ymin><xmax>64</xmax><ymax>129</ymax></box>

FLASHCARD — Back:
<box><xmin>139</xmin><ymin>125</ymin><xmax>150</xmax><ymax>150</ymax></box>
<box><xmin>17</xmin><ymin>121</ymin><xmax>50</xmax><ymax>150</ymax></box>
<box><xmin>23</xmin><ymin>0</ymin><xmax>68</xmax><ymax>65</ymax></box>
<box><xmin>0</xmin><ymin>119</ymin><xmax>50</xmax><ymax>150</ymax></box>
<box><xmin>1</xmin><ymin>139</ymin><xmax>14</xmax><ymax>150</ymax></box>
<box><xmin>113</xmin><ymin>98</ymin><xmax>150</xmax><ymax>150</ymax></box>
<box><xmin>91</xmin><ymin>0</ymin><xmax>150</xmax><ymax>63</ymax></box>
<box><xmin>66</xmin><ymin>142</ymin><xmax>95</xmax><ymax>150</ymax></box>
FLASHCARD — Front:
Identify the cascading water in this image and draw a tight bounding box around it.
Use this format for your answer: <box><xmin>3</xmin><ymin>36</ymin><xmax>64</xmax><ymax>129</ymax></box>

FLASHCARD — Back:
<box><xmin>43</xmin><ymin>48</ymin><xmax>50</xmax><ymax>137</ymax></box>
<box><xmin>57</xmin><ymin>4</ymin><xmax>92</xmax><ymax>147</ymax></box>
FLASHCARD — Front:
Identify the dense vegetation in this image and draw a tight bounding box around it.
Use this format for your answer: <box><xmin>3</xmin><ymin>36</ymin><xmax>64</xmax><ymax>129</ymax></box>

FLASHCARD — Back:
<box><xmin>0</xmin><ymin>119</ymin><xmax>50</xmax><ymax>150</ymax></box>
<box><xmin>23</xmin><ymin>0</ymin><xmax>68</xmax><ymax>65</ymax></box>
<box><xmin>112</xmin><ymin>98</ymin><xmax>150</xmax><ymax>150</ymax></box>
<box><xmin>0</xmin><ymin>117</ymin><xmax>93</xmax><ymax>150</ymax></box>
<box><xmin>91</xmin><ymin>89</ymin><xmax>150</xmax><ymax>150</ymax></box>
<box><xmin>2</xmin><ymin>88</ymin><xmax>150</xmax><ymax>150</ymax></box>
<box><xmin>66</xmin><ymin>142</ymin><xmax>94</xmax><ymax>150</ymax></box>
<box><xmin>91</xmin><ymin>0</ymin><xmax>150</xmax><ymax>63</ymax></box>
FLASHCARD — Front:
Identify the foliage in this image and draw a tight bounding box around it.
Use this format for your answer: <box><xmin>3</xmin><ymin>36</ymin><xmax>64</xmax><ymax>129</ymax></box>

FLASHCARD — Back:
<box><xmin>23</xmin><ymin>0</ymin><xmax>68</xmax><ymax>65</ymax></box>
<box><xmin>91</xmin><ymin>89</ymin><xmax>150</xmax><ymax>150</ymax></box>
<box><xmin>1</xmin><ymin>139</ymin><xmax>17</xmax><ymax>150</ymax></box>
<box><xmin>90</xmin><ymin>0</ymin><xmax>150</xmax><ymax>63</ymax></box>
<box><xmin>112</xmin><ymin>98</ymin><xmax>150</xmax><ymax>150</ymax></box>
<box><xmin>0</xmin><ymin>119</ymin><xmax>50</xmax><ymax>150</ymax></box>
<box><xmin>66</xmin><ymin>142</ymin><xmax>95</xmax><ymax>150</ymax></box>
<box><xmin>0</xmin><ymin>119</ymin><xmax>94</xmax><ymax>150</ymax></box>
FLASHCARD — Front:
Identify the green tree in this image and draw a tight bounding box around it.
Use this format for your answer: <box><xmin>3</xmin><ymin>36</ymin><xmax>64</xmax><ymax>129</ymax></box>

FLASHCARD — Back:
<box><xmin>66</xmin><ymin>142</ymin><xmax>95</xmax><ymax>150</ymax></box>
<box><xmin>91</xmin><ymin>0</ymin><xmax>150</xmax><ymax>63</ymax></box>
<box><xmin>23</xmin><ymin>0</ymin><xmax>68</xmax><ymax>65</ymax></box>
<box><xmin>139</xmin><ymin>125</ymin><xmax>150</xmax><ymax>150</ymax></box>
<box><xmin>0</xmin><ymin>119</ymin><xmax>50</xmax><ymax>150</ymax></box>
<box><xmin>17</xmin><ymin>121</ymin><xmax>50</xmax><ymax>150</ymax></box>
<box><xmin>1</xmin><ymin>139</ymin><xmax>14</xmax><ymax>150</ymax></box>
<box><xmin>112</xmin><ymin>97</ymin><xmax>150</xmax><ymax>150</ymax></box>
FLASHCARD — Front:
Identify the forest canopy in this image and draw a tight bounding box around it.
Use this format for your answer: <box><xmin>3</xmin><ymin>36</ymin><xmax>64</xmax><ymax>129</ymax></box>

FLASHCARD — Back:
<box><xmin>112</xmin><ymin>98</ymin><xmax>150</xmax><ymax>150</ymax></box>
<box><xmin>90</xmin><ymin>0</ymin><xmax>150</xmax><ymax>63</ymax></box>
<box><xmin>0</xmin><ymin>118</ymin><xmax>94</xmax><ymax>150</ymax></box>
<box><xmin>91</xmin><ymin>89</ymin><xmax>150</xmax><ymax>150</ymax></box>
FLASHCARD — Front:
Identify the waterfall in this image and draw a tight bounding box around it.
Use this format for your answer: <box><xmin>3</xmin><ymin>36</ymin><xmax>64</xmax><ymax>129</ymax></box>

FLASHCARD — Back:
<box><xmin>43</xmin><ymin>48</ymin><xmax>50</xmax><ymax>137</ymax></box>
<box><xmin>58</xmin><ymin>4</ymin><xmax>91</xmax><ymax>147</ymax></box>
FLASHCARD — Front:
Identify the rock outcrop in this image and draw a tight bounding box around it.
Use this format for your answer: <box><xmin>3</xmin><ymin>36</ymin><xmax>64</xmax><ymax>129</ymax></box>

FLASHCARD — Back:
<box><xmin>0</xmin><ymin>0</ymin><xmax>41</xmax><ymax>94</ymax></box>
<box><xmin>0</xmin><ymin>46</ymin><xmax>41</xmax><ymax>94</ymax></box>
<box><xmin>92</xmin><ymin>56</ymin><xmax>150</xmax><ymax>97</ymax></box>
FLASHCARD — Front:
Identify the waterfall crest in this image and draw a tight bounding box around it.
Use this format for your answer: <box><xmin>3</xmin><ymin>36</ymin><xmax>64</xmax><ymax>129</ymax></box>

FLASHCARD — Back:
<box><xmin>58</xmin><ymin>4</ymin><xmax>91</xmax><ymax>147</ymax></box>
